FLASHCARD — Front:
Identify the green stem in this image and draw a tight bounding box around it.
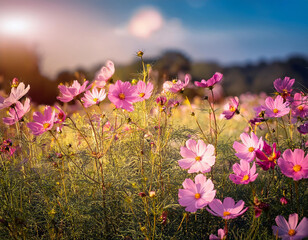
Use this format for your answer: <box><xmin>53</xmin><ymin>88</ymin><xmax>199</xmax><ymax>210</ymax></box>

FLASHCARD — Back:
<box><xmin>79</xmin><ymin>100</ymin><xmax>100</xmax><ymax>152</ymax></box>
<box><xmin>68</xmin><ymin>116</ymin><xmax>93</xmax><ymax>152</ymax></box>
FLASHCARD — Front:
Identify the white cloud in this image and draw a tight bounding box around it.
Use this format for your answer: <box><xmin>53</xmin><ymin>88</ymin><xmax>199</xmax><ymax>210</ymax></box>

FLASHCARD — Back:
<box><xmin>128</xmin><ymin>7</ymin><xmax>163</xmax><ymax>38</ymax></box>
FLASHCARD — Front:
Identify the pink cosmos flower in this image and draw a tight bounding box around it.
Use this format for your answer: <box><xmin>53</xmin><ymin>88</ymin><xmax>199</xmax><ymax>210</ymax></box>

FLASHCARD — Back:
<box><xmin>0</xmin><ymin>82</ymin><xmax>30</xmax><ymax>109</ymax></box>
<box><xmin>135</xmin><ymin>81</ymin><xmax>153</xmax><ymax>102</ymax></box>
<box><xmin>220</xmin><ymin>97</ymin><xmax>239</xmax><ymax>120</ymax></box>
<box><xmin>178</xmin><ymin>139</ymin><xmax>215</xmax><ymax>173</ymax></box>
<box><xmin>254</xmin><ymin>105</ymin><xmax>266</xmax><ymax>118</ymax></box>
<box><xmin>206</xmin><ymin>197</ymin><xmax>248</xmax><ymax>220</ymax></box>
<box><xmin>93</xmin><ymin>60</ymin><xmax>115</xmax><ymax>88</ymax></box>
<box><xmin>278</xmin><ymin>149</ymin><xmax>308</xmax><ymax>181</ymax></box>
<box><xmin>27</xmin><ymin>106</ymin><xmax>56</xmax><ymax>135</ymax></box>
<box><xmin>108</xmin><ymin>80</ymin><xmax>138</xmax><ymax>112</ymax></box>
<box><xmin>273</xmin><ymin>77</ymin><xmax>295</xmax><ymax>99</ymax></box>
<box><xmin>54</xmin><ymin>105</ymin><xmax>66</xmax><ymax>124</ymax></box>
<box><xmin>233</xmin><ymin>132</ymin><xmax>264</xmax><ymax>162</ymax></box>
<box><xmin>229</xmin><ymin>160</ymin><xmax>258</xmax><ymax>184</ymax></box>
<box><xmin>178</xmin><ymin>174</ymin><xmax>216</xmax><ymax>213</ymax></box>
<box><xmin>163</xmin><ymin>74</ymin><xmax>190</xmax><ymax>93</ymax></box>
<box><xmin>57</xmin><ymin>80</ymin><xmax>90</xmax><ymax>103</ymax></box>
<box><xmin>81</xmin><ymin>87</ymin><xmax>106</xmax><ymax>108</ymax></box>
<box><xmin>194</xmin><ymin>72</ymin><xmax>223</xmax><ymax>89</ymax></box>
<box><xmin>264</xmin><ymin>95</ymin><xmax>290</xmax><ymax>118</ymax></box>
<box><xmin>3</xmin><ymin>98</ymin><xmax>31</xmax><ymax>125</ymax></box>
<box><xmin>255</xmin><ymin>141</ymin><xmax>280</xmax><ymax>170</ymax></box>
<box><xmin>291</xmin><ymin>93</ymin><xmax>308</xmax><ymax>120</ymax></box>
<box><xmin>272</xmin><ymin>213</ymin><xmax>308</xmax><ymax>240</ymax></box>
<box><xmin>168</xmin><ymin>99</ymin><xmax>180</xmax><ymax>108</ymax></box>
<box><xmin>209</xmin><ymin>229</ymin><xmax>226</xmax><ymax>240</ymax></box>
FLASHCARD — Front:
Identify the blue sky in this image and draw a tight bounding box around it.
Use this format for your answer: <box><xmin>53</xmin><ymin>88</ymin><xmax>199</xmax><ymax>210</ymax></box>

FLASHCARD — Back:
<box><xmin>0</xmin><ymin>0</ymin><xmax>307</xmax><ymax>77</ymax></box>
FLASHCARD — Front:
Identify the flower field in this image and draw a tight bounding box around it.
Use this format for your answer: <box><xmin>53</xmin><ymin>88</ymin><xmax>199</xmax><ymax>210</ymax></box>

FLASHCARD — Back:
<box><xmin>0</xmin><ymin>55</ymin><xmax>307</xmax><ymax>240</ymax></box>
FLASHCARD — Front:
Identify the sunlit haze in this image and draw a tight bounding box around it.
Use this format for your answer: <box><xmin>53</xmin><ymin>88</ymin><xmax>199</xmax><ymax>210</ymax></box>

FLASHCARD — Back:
<box><xmin>0</xmin><ymin>0</ymin><xmax>308</xmax><ymax>78</ymax></box>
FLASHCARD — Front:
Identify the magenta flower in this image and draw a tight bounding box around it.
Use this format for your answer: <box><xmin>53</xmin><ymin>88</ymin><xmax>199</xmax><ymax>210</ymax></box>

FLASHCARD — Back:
<box><xmin>135</xmin><ymin>81</ymin><xmax>153</xmax><ymax>102</ymax></box>
<box><xmin>206</xmin><ymin>197</ymin><xmax>248</xmax><ymax>220</ymax></box>
<box><xmin>178</xmin><ymin>174</ymin><xmax>216</xmax><ymax>213</ymax></box>
<box><xmin>3</xmin><ymin>98</ymin><xmax>31</xmax><ymax>125</ymax></box>
<box><xmin>298</xmin><ymin>122</ymin><xmax>308</xmax><ymax>135</ymax></box>
<box><xmin>27</xmin><ymin>106</ymin><xmax>56</xmax><ymax>135</ymax></box>
<box><xmin>0</xmin><ymin>82</ymin><xmax>30</xmax><ymax>109</ymax></box>
<box><xmin>272</xmin><ymin>213</ymin><xmax>308</xmax><ymax>240</ymax></box>
<box><xmin>229</xmin><ymin>160</ymin><xmax>258</xmax><ymax>184</ymax></box>
<box><xmin>93</xmin><ymin>60</ymin><xmax>115</xmax><ymax>88</ymax></box>
<box><xmin>163</xmin><ymin>74</ymin><xmax>190</xmax><ymax>93</ymax></box>
<box><xmin>291</xmin><ymin>93</ymin><xmax>308</xmax><ymax>120</ymax></box>
<box><xmin>81</xmin><ymin>87</ymin><xmax>106</xmax><ymax>108</ymax></box>
<box><xmin>54</xmin><ymin>105</ymin><xmax>66</xmax><ymax>124</ymax></box>
<box><xmin>194</xmin><ymin>72</ymin><xmax>223</xmax><ymax>89</ymax></box>
<box><xmin>57</xmin><ymin>80</ymin><xmax>90</xmax><ymax>103</ymax></box>
<box><xmin>178</xmin><ymin>139</ymin><xmax>215</xmax><ymax>173</ymax></box>
<box><xmin>280</xmin><ymin>197</ymin><xmax>288</xmax><ymax>205</ymax></box>
<box><xmin>0</xmin><ymin>139</ymin><xmax>16</xmax><ymax>156</ymax></box>
<box><xmin>273</xmin><ymin>76</ymin><xmax>295</xmax><ymax>99</ymax></box>
<box><xmin>233</xmin><ymin>132</ymin><xmax>264</xmax><ymax>162</ymax></box>
<box><xmin>278</xmin><ymin>149</ymin><xmax>308</xmax><ymax>181</ymax></box>
<box><xmin>108</xmin><ymin>80</ymin><xmax>138</xmax><ymax>112</ymax></box>
<box><xmin>255</xmin><ymin>141</ymin><xmax>280</xmax><ymax>171</ymax></box>
<box><xmin>253</xmin><ymin>197</ymin><xmax>269</xmax><ymax>218</ymax></box>
<box><xmin>209</xmin><ymin>229</ymin><xmax>226</xmax><ymax>240</ymax></box>
<box><xmin>264</xmin><ymin>95</ymin><xmax>290</xmax><ymax>118</ymax></box>
<box><xmin>220</xmin><ymin>97</ymin><xmax>239</xmax><ymax>120</ymax></box>
<box><xmin>156</xmin><ymin>96</ymin><xmax>167</xmax><ymax>106</ymax></box>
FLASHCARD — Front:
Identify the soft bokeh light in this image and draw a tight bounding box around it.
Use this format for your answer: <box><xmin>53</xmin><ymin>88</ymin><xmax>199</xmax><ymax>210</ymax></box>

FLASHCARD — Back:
<box><xmin>0</xmin><ymin>16</ymin><xmax>34</xmax><ymax>36</ymax></box>
<box><xmin>128</xmin><ymin>8</ymin><xmax>163</xmax><ymax>38</ymax></box>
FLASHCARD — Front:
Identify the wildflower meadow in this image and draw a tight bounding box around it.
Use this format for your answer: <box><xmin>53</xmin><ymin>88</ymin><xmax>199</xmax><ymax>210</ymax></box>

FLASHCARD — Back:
<box><xmin>0</xmin><ymin>53</ymin><xmax>307</xmax><ymax>240</ymax></box>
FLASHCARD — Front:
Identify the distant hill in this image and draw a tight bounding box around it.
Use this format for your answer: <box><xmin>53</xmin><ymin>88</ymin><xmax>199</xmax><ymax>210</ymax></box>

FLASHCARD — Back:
<box><xmin>0</xmin><ymin>42</ymin><xmax>307</xmax><ymax>104</ymax></box>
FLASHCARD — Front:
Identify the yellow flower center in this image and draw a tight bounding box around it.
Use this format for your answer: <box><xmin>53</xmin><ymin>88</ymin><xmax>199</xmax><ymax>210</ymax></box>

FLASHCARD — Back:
<box><xmin>293</xmin><ymin>165</ymin><xmax>302</xmax><ymax>172</ymax></box>
<box><xmin>248</xmin><ymin>147</ymin><xmax>255</xmax><ymax>152</ymax></box>
<box><xmin>195</xmin><ymin>156</ymin><xmax>201</xmax><ymax>161</ymax></box>
<box><xmin>172</xmin><ymin>79</ymin><xmax>177</xmax><ymax>84</ymax></box>
<box><xmin>43</xmin><ymin>123</ymin><xmax>50</xmax><ymax>129</ymax></box>
<box><xmin>223</xmin><ymin>211</ymin><xmax>230</xmax><ymax>217</ymax></box>
<box><xmin>268</xmin><ymin>152</ymin><xmax>276</xmax><ymax>161</ymax></box>
<box><xmin>93</xmin><ymin>98</ymin><xmax>98</xmax><ymax>102</ymax></box>
<box><xmin>297</xmin><ymin>105</ymin><xmax>303</xmax><ymax>111</ymax></box>
<box><xmin>195</xmin><ymin>193</ymin><xmax>201</xmax><ymax>199</ymax></box>
<box><xmin>273</xmin><ymin>108</ymin><xmax>279</xmax><ymax>114</ymax></box>
<box><xmin>119</xmin><ymin>93</ymin><xmax>125</xmax><ymax>100</ymax></box>
<box><xmin>288</xmin><ymin>229</ymin><xmax>296</xmax><ymax>236</ymax></box>
<box><xmin>139</xmin><ymin>93</ymin><xmax>145</xmax><ymax>98</ymax></box>
<box><xmin>242</xmin><ymin>175</ymin><xmax>249</xmax><ymax>181</ymax></box>
<box><xmin>229</xmin><ymin>106</ymin><xmax>236</xmax><ymax>112</ymax></box>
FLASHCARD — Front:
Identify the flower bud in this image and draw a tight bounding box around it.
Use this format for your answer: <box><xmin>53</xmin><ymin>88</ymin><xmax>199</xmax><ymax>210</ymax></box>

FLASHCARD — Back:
<box><xmin>280</xmin><ymin>197</ymin><xmax>288</xmax><ymax>205</ymax></box>
<box><xmin>11</xmin><ymin>78</ymin><xmax>19</xmax><ymax>88</ymax></box>
<box><xmin>138</xmin><ymin>192</ymin><xmax>146</xmax><ymax>197</ymax></box>
<box><xmin>149</xmin><ymin>191</ymin><xmax>156</xmax><ymax>198</ymax></box>
<box><xmin>137</xmin><ymin>51</ymin><xmax>144</xmax><ymax>57</ymax></box>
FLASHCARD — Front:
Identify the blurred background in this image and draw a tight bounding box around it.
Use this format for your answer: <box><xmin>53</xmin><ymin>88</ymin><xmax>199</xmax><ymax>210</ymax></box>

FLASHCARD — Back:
<box><xmin>0</xmin><ymin>0</ymin><xmax>308</xmax><ymax>104</ymax></box>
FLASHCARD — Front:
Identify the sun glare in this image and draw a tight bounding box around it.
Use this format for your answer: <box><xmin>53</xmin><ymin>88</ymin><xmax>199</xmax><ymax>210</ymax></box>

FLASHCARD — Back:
<box><xmin>0</xmin><ymin>17</ymin><xmax>33</xmax><ymax>36</ymax></box>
